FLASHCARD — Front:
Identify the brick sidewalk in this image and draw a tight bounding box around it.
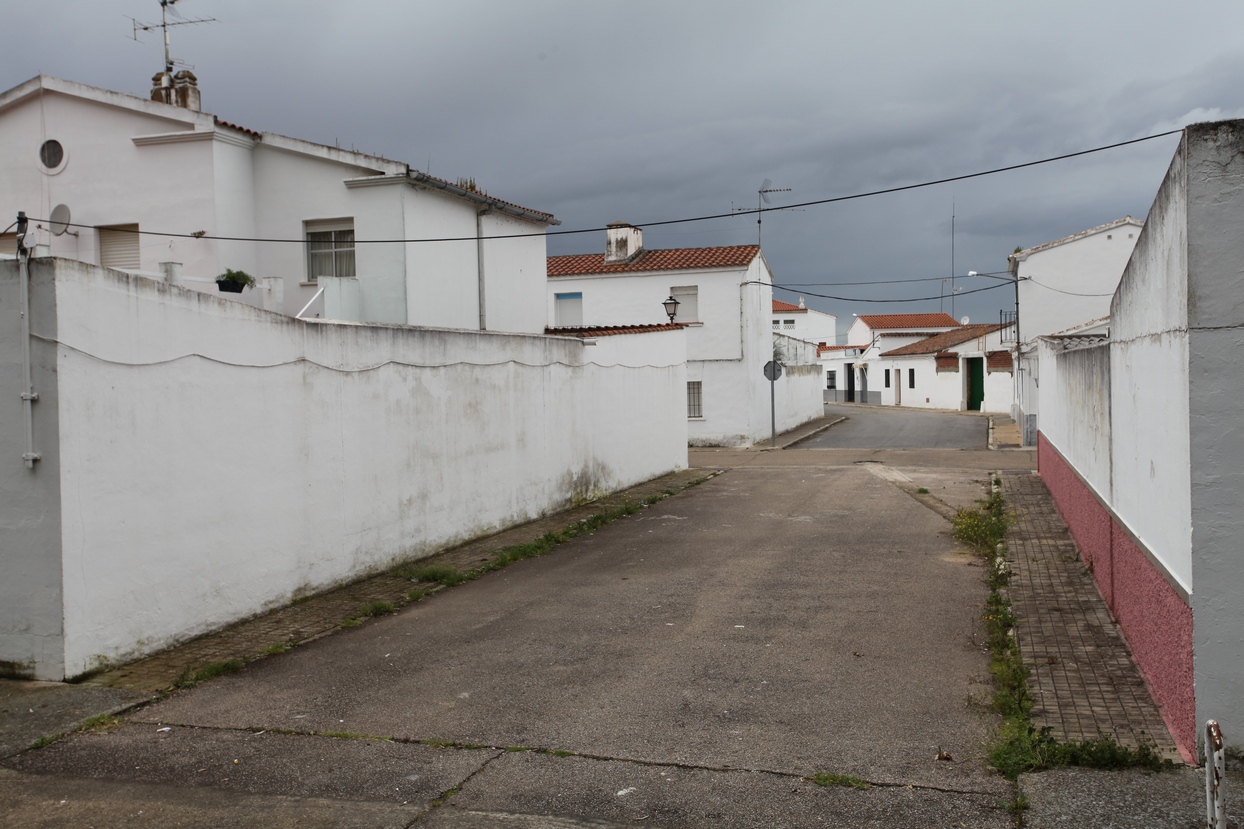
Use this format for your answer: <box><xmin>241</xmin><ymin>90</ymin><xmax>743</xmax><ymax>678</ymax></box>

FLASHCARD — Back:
<box><xmin>999</xmin><ymin>472</ymin><xmax>1180</xmax><ymax>760</ymax></box>
<box><xmin>83</xmin><ymin>468</ymin><xmax>716</xmax><ymax>694</ymax></box>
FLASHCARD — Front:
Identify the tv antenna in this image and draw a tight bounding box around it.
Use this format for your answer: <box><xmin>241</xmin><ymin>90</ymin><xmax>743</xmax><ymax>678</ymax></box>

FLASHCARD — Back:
<box><xmin>732</xmin><ymin>179</ymin><xmax>794</xmax><ymax>247</ymax></box>
<box><xmin>131</xmin><ymin>1</ymin><xmax>216</xmax><ymax>73</ymax></box>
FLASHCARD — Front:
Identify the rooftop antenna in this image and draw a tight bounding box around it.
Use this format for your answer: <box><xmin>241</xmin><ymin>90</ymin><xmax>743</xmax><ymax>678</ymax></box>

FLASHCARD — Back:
<box><xmin>131</xmin><ymin>0</ymin><xmax>216</xmax><ymax>73</ymax></box>
<box><xmin>733</xmin><ymin>179</ymin><xmax>794</xmax><ymax>247</ymax></box>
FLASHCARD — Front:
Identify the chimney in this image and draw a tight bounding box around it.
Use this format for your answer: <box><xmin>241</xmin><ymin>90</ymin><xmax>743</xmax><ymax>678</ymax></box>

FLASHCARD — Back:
<box><xmin>604</xmin><ymin>221</ymin><xmax>643</xmax><ymax>264</ymax></box>
<box><xmin>151</xmin><ymin>70</ymin><xmax>201</xmax><ymax>112</ymax></box>
<box><xmin>798</xmin><ymin>296</ymin><xmax>805</xmax><ymax>309</ymax></box>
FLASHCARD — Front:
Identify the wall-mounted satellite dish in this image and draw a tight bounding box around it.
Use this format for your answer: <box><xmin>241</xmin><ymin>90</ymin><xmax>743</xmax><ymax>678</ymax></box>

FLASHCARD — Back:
<box><xmin>49</xmin><ymin>204</ymin><xmax>75</xmax><ymax>236</ymax></box>
<box><xmin>960</xmin><ymin>316</ymin><xmax>970</xmax><ymax>325</ymax></box>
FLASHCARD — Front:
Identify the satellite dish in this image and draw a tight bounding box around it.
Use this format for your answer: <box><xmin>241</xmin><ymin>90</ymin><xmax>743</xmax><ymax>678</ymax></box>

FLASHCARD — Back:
<box><xmin>960</xmin><ymin>316</ymin><xmax>970</xmax><ymax>325</ymax></box>
<box><xmin>49</xmin><ymin>204</ymin><xmax>72</xmax><ymax>236</ymax></box>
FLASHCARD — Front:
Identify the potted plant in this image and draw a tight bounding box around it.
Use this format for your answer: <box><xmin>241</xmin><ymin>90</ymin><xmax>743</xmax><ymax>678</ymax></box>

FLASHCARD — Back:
<box><xmin>216</xmin><ymin>268</ymin><xmax>256</xmax><ymax>293</ymax></box>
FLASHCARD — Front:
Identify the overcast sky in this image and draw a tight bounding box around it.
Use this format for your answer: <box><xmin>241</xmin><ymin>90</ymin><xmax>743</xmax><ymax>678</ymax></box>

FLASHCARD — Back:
<box><xmin>6</xmin><ymin>1</ymin><xmax>1243</xmax><ymax>334</ymax></box>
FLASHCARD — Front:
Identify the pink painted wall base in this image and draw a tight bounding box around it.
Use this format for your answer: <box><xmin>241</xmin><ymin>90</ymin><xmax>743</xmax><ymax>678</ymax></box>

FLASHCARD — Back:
<box><xmin>1038</xmin><ymin>433</ymin><xmax>1196</xmax><ymax>761</ymax></box>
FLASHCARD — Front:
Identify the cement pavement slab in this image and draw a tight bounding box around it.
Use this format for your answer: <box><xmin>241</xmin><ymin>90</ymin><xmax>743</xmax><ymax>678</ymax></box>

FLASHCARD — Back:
<box><xmin>1019</xmin><ymin>767</ymin><xmax>1235</xmax><ymax>828</ymax></box>
<box><xmin>129</xmin><ymin>467</ymin><xmax>1006</xmax><ymax>796</ymax></box>
<box><xmin>6</xmin><ymin>722</ymin><xmax>489</xmax><ymax>807</ymax></box>
<box><xmin>437</xmin><ymin>751</ymin><xmax>1012</xmax><ymax>829</ymax></box>
<box><xmin>0</xmin><ymin>679</ymin><xmax>150</xmax><ymax>758</ymax></box>
<box><xmin>0</xmin><ymin>767</ymin><xmax>422</xmax><ymax>828</ymax></box>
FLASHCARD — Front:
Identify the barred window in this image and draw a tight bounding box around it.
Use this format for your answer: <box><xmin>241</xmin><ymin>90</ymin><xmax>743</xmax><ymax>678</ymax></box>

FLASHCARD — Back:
<box><xmin>687</xmin><ymin>381</ymin><xmax>703</xmax><ymax>418</ymax></box>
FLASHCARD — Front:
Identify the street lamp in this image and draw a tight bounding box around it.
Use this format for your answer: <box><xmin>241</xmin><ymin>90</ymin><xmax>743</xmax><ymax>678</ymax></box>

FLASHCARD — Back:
<box><xmin>662</xmin><ymin>295</ymin><xmax>680</xmax><ymax>322</ymax></box>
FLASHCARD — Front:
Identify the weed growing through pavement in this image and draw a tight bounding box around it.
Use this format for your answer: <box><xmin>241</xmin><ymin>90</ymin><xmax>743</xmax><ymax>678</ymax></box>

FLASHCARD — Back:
<box><xmin>361</xmin><ymin>600</ymin><xmax>394</xmax><ymax>617</ymax></box>
<box><xmin>174</xmin><ymin>658</ymin><xmax>245</xmax><ymax>688</ymax></box>
<box><xmin>809</xmin><ymin>771</ymin><xmax>870</xmax><ymax>789</ymax></box>
<box><xmin>261</xmin><ymin>643</ymin><xmax>290</xmax><ymax>655</ymax></box>
<box><xmin>954</xmin><ymin>480</ymin><xmax>1175</xmax><ymax>780</ymax></box>
<box><xmin>916</xmin><ymin>487</ymin><xmax>930</xmax><ymax>494</ymax></box>
<box><xmin>79</xmin><ymin>714</ymin><xmax>124</xmax><ymax>734</ymax></box>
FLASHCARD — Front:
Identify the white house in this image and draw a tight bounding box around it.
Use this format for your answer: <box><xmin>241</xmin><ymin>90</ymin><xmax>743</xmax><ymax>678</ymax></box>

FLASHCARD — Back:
<box><xmin>1008</xmin><ymin>216</ymin><xmax>1142</xmax><ymax>442</ymax></box>
<box><xmin>0</xmin><ymin>73</ymin><xmax>557</xmax><ymax>332</ymax></box>
<box><xmin>819</xmin><ymin>312</ymin><xmax>961</xmax><ymax>403</ymax></box>
<box><xmin>771</xmin><ymin>297</ymin><xmax>837</xmax><ymax>347</ymax></box>
<box><xmin>548</xmin><ymin>223</ymin><xmax>823</xmax><ymax>446</ymax></box>
<box><xmin>874</xmin><ymin>322</ymin><xmax>1014</xmax><ymax>411</ymax></box>
<box><xmin>1035</xmin><ymin>120</ymin><xmax>1244</xmax><ymax>762</ymax></box>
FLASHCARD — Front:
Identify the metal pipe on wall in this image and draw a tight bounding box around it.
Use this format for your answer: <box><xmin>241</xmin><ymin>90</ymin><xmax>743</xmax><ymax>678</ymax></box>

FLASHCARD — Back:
<box><xmin>16</xmin><ymin>212</ymin><xmax>41</xmax><ymax>468</ymax></box>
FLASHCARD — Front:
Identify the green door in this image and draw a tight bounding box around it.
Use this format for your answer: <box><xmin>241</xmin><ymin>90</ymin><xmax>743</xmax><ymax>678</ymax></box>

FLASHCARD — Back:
<box><xmin>967</xmin><ymin>357</ymin><xmax>984</xmax><ymax>411</ymax></box>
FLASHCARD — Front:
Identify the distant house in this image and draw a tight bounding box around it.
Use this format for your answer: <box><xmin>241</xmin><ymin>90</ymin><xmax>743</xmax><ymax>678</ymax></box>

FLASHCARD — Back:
<box><xmin>875</xmin><ymin>322</ymin><xmax>1014</xmax><ymax>411</ymax></box>
<box><xmin>0</xmin><ymin>74</ymin><xmax>557</xmax><ymax>332</ymax></box>
<box><xmin>1008</xmin><ymin>216</ymin><xmax>1142</xmax><ymax>441</ymax></box>
<box><xmin>548</xmin><ymin>223</ymin><xmax>823</xmax><ymax>446</ymax></box>
<box><xmin>820</xmin><ymin>312</ymin><xmax>961</xmax><ymax>403</ymax></box>
<box><xmin>771</xmin><ymin>297</ymin><xmax>837</xmax><ymax>348</ymax></box>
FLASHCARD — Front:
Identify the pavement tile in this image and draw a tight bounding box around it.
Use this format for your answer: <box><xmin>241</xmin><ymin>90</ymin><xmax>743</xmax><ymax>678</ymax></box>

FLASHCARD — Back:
<box><xmin>1000</xmin><ymin>473</ymin><xmax>1179</xmax><ymax>759</ymax></box>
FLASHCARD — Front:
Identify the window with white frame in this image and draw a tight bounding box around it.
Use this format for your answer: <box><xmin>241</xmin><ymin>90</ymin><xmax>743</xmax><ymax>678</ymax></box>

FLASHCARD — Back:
<box><xmin>305</xmin><ymin>220</ymin><xmax>356</xmax><ymax>282</ymax></box>
<box><xmin>554</xmin><ymin>292</ymin><xmax>583</xmax><ymax>327</ymax></box>
<box><xmin>783</xmin><ymin>318</ymin><xmax>795</xmax><ymax>329</ymax></box>
<box><xmin>687</xmin><ymin>381</ymin><xmax>703</xmax><ymax>418</ymax></box>
<box><xmin>670</xmin><ymin>285</ymin><xmax>698</xmax><ymax>322</ymax></box>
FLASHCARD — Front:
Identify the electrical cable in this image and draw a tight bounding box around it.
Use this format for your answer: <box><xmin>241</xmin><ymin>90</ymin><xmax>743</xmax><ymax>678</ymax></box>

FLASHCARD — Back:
<box><xmin>781</xmin><ymin>270</ymin><xmax>1009</xmax><ymax>287</ymax></box>
<box><xmin>756</xmin><ymin>279</ymin><xmax>1012</xmax><ymax>303</ymax></box>
<box><xmin>29</xmin><ymin>130</ymin><xmax>1181</xmax><ymax>246</ymax></box>
<box><xmin>1025</xmin><ymin>278</ymin><xmax>1114</xmax><ymax>297</ymax></box>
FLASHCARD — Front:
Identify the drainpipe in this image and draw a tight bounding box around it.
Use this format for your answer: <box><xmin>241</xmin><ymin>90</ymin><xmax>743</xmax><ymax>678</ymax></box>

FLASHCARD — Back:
<box><xmin>476</xmin><ymin>206</ymin><xmax>492</xmax><ymax>330</ymax></box>
<box><xmin>16</xmin><ymin>212</ymin><xmax>40</xmax><ymax>468</ymax></box>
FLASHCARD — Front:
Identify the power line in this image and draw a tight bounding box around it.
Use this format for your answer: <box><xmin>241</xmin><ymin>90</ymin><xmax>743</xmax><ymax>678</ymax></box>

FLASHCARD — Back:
<box><xmin>31</xmin><ymin>129</ymin><xmax>1181</xmax><ymax>247</ymax></box>
<box><xmin>781</xmin><ymin>270</ymin><xmax>1010</xmax><ymax>287</ymax></box>
<box><xmin>1025</xmin><ymin>277</ymin><xmax>1114</xmax><ymax>297</ymax></box>
<box><xmin>768</xmin><ymin>280</ymin><xmax>1012</xmax><ymax>304</ymax></box>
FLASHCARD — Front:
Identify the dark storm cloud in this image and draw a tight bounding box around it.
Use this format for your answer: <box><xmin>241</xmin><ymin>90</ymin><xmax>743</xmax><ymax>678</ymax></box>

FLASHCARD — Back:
<box><xmin>5</xmin><ymin>0</ymin><xmax>1244</xmax><ymax>331</ymax></box>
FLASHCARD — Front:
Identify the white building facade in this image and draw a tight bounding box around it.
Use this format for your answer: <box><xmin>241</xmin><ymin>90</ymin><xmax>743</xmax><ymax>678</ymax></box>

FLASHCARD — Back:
<box><xmin>819</xmin><ymin>312</ymin><xmax>961</xmax><ymax>403</ymax></box>
<box><xmin>875</xmin><ymin>323</ymin><xmax>1014</xmax><ymax>412</ymax></box>
<box><xmin>0</xmin><ymin>74</ymin><xmax>556</xmax><ymax>332</ymax></box>
<box><xmin>548</xmin><ymin>224</ymin><xmax>823</xmax><ymax>446</ymax></box>
<box><xmin>1008</xmin><ymin>216</ymin><xmax>1142</xmax><ymax>442</ymax></box>
<box><xmin>772</xmin><ymin>298</ymin><xmax>837</xmax><ymax>347</ymax></box>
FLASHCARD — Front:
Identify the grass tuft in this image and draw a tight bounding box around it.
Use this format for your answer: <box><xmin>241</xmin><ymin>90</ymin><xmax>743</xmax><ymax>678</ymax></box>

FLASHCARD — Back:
<box><xmin>809</xmin><ymin>771</ymin><xmax>870</xmax><ymax>789</ymax></box>
<box><xmin>361</xmin><ymin>600</ymin><xmax>394</xmax><ymax>617</ymax></box>
<box><xmin>79</xmin><ymin>714</ymin><xmax>124</xmax><ymax>734</ymax></box>
<box><xmin>175</xmin><ymin>658</ymin><xmax>245</xmax><ymax>688</ymax></box>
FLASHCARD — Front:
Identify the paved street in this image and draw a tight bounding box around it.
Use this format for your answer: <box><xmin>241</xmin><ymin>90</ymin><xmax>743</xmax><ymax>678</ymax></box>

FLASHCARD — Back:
<box><xmin>3</xmin><ymin>444</ymin><xmax>1019</xmax><ymax>827</ymax></box>
<box><xmin>797</xmin><ymin>404</ymin><xmax>987</xmax><ymax>450</ymax></box>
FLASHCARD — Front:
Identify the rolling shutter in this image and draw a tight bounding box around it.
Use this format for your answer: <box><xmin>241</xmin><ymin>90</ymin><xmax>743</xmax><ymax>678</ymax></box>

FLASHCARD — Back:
<box><xmin>98</xmin><ymin>224</ymin><xmax>141</xmax><ymax>270</ymax></box>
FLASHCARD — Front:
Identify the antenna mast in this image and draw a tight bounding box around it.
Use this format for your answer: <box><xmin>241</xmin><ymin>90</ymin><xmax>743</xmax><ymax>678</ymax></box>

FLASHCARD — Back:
<box><xmin>132</xmin><ymin>0</ymin><xmax>216</xmax><ymax>73</ymax></box>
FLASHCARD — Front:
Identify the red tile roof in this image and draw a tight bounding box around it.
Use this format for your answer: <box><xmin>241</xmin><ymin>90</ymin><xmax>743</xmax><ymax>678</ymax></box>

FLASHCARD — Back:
<box><xmin>935</xmin><ymin>353</ymin><xmax>960</xmax><ymax>372</ymax></box>
<box><xmin>772</xmin><ymin>299</ymin><xmax>804</xmax><ymax>312</ymax></box>
<box><xmin>817</xmin><ymin>343</ymin><xmax>862</xmax><ymax>356</ymax></box>
<box><xmin>857</xmin><ymin>313</ymin><xmax>961</xmax><ymax>330</ymax></box>
<box><xmin>548</xmin><ymin>245</ymin><xmax>760</xmax><ymax>277</ymax></box>
<box><xmin>213</xmin><ymin>117</ymin><xmax>261</xmax><ymax>139</ymax></box>
<box><xmin>880</xmin><ymin>323</ymin><xmax>1007</xmax><ymax>356</ymax></box>
<box><xmin>545</xmin><ymin>323</ymin><xmax>684</xmax><ymax>337</ymax></box>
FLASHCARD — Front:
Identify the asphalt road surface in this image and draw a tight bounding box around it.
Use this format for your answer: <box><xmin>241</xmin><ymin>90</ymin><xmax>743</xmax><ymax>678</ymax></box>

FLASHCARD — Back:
<box><xmin>4</xmin><ymin>457</ymin><xmax>1014</xmax><ymax>828</ymax></box>
<box><xmin>798</xmin><ymin>404</ymin><xmax>987</xmax><ymax>450</ymax></box>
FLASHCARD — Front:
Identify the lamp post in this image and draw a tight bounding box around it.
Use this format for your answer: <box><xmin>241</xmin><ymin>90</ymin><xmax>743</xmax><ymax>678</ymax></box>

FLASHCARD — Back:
<box><xmin>662</xmin><ymin>295</ymin><xmax>680</xmax><ymax>323</ymax></box>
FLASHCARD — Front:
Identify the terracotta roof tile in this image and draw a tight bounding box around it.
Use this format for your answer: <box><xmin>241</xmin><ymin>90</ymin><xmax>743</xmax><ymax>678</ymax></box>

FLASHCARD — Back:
<box><xmin>772</xmin><ymin>299</ymin><xmax>804</xmax><ymax>312</ymax></box>
<box><xmin>817</xmin><ymin>343</ymin><xmax>863</xmax><ymax>356</ymax></box>
<box><xmin>548</xmin><ymin>245</ymin><xmax>760</xmax><ymax>277</ymax></box>
<box><xmin>213</xmin><ymin>117</ymin><xmax>261</xmax><ymax>139</ymax></box>
<box><xmin>857</xmin><ymin>313</ymin><xmax>961</xmax><ymax>330</ymax></box>
<box><xmin>880</xmin><ymin>323</ymin><xmax>1008</xmax><ymax>356</ymax></box>
<box><xmin>545</xmin><ymin>323</ymin><xmax>684</xmax><ymax>337</ymax></box>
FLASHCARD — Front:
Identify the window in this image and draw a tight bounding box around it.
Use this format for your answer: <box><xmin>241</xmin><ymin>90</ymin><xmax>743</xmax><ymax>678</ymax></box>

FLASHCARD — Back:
<box><xmin>554</xmin><ymin>292</ymin><xmax>583</xmax><ymax>327</ymax></box>
<box><xmin>687</xmin><ymin>381</ymin><xmax>703</xmax><ymax>418</ymax></box>
<box><xmin>0</xmin><ymin>234</ymin><xmax>16</xmax><ymax>257</ymax></box>
<box><xmin>98</xmin><ymin>224</ymin><xmax>141</xmax><ymax>270</ymax></box>
<box><xmin>884</xmin><ymin>369</ymin><xmax>891</xmax><ymax>388</ymax></box>
<box><xmin>908</xmin><ymin>368</ymin><xmax>916</xmax><ymax>389</ymax></box>
<box><xmin>826</xmin><ymin>370</ymin><xmax>836</xmax><ymax>390</ymax></box>
<box><xmin>772</xmin><ymin>319</ymin><xmax>780</xmax><ymax>328</ymax></box>
<box><xmin>783</xmin><ymin>319</ymin><xmax>795</xmax><ymax>329</ymax></box>
<box><xmin>40</xmin><ymin>140</ymin><xmax>64</xmax><ymax>169</ymax></box>
<box><xmin>670</xmin><ymin>285</ymin><xmax>698</xmax><ymax>322</ymax></box>
<box><xmin>305</xmin><ymin>220</ymin><xmax>355</xmax><ymax>282</ymax></box>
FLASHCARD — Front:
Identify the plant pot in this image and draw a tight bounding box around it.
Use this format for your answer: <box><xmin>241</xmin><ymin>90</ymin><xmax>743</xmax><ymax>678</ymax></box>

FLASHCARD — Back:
<box><xmin>217</xmin><ymin>281</ymin><xmax>245</xmax><ymax>293</ymax></box>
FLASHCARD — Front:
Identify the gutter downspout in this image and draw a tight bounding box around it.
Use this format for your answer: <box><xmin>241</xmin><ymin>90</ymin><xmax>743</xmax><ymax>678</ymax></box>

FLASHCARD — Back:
<box><xmin>476</xmin><ymin>207</ymin><xmax>492</xmax><ymax>330</ymax></box>
<box><xmin>16</xmin><ymin>212</ymin><xmax>40</xmax><ymax>468</ymax></box>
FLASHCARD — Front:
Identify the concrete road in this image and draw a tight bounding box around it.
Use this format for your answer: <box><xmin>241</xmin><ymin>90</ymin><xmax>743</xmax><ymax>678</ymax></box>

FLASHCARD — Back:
<box><xmin>797</xmin><ymin>404</ymin><xmax>986</xmax><ymax>450</ymax></box>
<box><xmin>3</xmin><ymin>456</ymin><xmax>1016</xmax><ymax>827</ymax></box>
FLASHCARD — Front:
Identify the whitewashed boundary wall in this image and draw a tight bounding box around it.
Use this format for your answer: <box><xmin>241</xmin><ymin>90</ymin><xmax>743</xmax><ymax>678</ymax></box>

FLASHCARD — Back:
<box><xmin>0</xmin><ymin>259</ymin><xmax>687</xmax><ymax>680</ymax></box>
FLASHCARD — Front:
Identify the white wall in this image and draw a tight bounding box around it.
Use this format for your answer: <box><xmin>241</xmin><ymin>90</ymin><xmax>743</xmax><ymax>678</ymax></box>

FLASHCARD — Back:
<box><xmin>773</xmin><ymin>305</ymin><xmax>836</xmax><ymax>346</ymax></box>
<box><xmin>1108</xmin><ymin>147</ymin><xmax>1191</xmax><ymax>593</ymax></box>
<box><xmin>1039</xmin><ymin>341</ymin><xmax>1113</xmax><ymax>497</ymax></box>
<box><xmin>1</xmin><ymin>258</ymin><xmax>686</xmax><ymax>679</ymax></box>
<box><xmin>1015</xmin><ymin>221</ymin><xmax>1140</xmax><ymax>342</ymax></box>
